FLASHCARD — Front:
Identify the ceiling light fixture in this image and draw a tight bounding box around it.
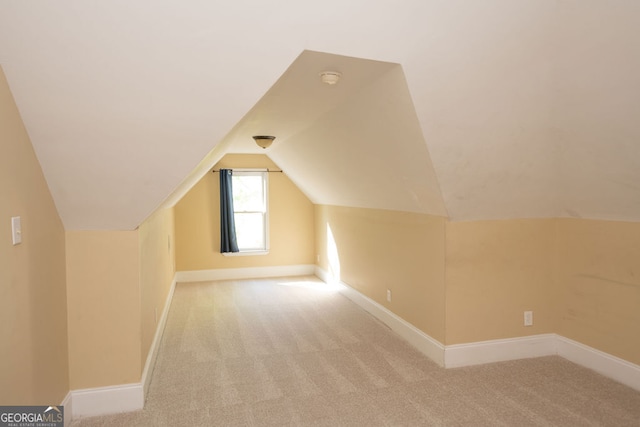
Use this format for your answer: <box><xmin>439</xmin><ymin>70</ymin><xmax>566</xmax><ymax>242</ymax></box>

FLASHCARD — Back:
<box><xmin>253</xmin><ymin>135</ymin><xmax>275</xmax><ymax>149</ymax></box>
<box><xmin>319</xmin><ymin>71</ymin><xmax>341</xmax><ymax>85</ymax></box>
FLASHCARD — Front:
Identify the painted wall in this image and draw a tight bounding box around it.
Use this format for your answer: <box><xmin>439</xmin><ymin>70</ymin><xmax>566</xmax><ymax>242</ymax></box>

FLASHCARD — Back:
<box><xmin>445</xmin><ymin>219</ymin><xmax>558</xmax><ymax>345</ymax></box>
<box><xmin>139</xmin><ymin>208</ymin><xmax>176</xmax><ymax>370</ymax></box>
<box><xmin>315</xmin><ymin>205</ymin><xmax>446</xmax><ymax>343</ymax></box>
<box><xmin>445</xmin><ymin>217</ymin><xmax>640</xmax><ymax>363</ymax></box>
<box><xmin>65</xmin><ymin>208</ymin><xmax>176</xmax><ymax>390</ymax></box>
<box><xmin>556</xmin><ymin>219</ymin><xmax>640</xmax><ymax>365</ymax></box>
<box><xmin>0</xmin><ymin>66</ymin><xmax>70</xmax><ymax>404</ymax></box>
<box><xmin>65</xmin><ymin>230</ymin><xmax>141</xmax><ymax>389</ymax></box>
<box><xmin>175</xmin><ymin>154</ymin><xmax>314</xmax><ymax>271</ymax></box>
<box><xmin>316</xmin><ymin>208</ymin><xmax>639</xmax><ymax>366</ymax></box>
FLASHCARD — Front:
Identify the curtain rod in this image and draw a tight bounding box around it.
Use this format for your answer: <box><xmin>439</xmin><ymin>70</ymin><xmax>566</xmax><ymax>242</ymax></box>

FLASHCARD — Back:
<box><xmin>211</xmin><ymin>168</ymin><xmax>283</xmax><ymax>173</ymax></box>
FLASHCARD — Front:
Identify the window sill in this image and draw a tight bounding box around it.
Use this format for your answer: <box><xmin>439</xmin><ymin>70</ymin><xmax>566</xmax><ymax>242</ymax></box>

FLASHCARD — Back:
<box><xmin>222</xmin><ymin>250</ymin><xmax>269</xmax><ymax>257</ymax></box>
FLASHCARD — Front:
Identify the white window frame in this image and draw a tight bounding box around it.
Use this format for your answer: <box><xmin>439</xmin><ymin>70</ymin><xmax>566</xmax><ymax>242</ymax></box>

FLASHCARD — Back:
<box><xmin>223</xmin><ymin>168</ymin><xmax>269</xmax><ymax>256</ymax></box>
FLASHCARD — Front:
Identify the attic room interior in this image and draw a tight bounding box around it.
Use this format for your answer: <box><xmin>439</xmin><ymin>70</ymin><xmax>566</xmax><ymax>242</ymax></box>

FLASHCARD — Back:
<box><xmin>1</xmin><ymin>1</ymin><xmax>639</xmax><ymax>425</ymax></box>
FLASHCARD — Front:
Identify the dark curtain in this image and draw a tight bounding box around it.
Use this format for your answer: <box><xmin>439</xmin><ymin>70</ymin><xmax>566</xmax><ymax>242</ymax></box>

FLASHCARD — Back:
<box><xmin>219</xmin><ymin>169</ymin><xmax>239</xmax><ymax>253</ymax></box>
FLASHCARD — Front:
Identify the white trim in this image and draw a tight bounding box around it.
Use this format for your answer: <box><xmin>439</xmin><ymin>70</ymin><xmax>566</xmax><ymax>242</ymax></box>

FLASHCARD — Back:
<box><xmin>313</xmin><ymin>268</ymin><xmax>640</xmax><ymax>392</ymax></box>
<box><xmin>313</xmin><ymin>266</ymin><xmax>332</xmax><ymax>285</ymax></box>
<box><xmin>444</xmin><ymin>334</ymin><xmax>557</xmax><ymax>368</ymax></box>
<box><xmin>64</xmin><ymin>269</ymin><xmax>640</xmax><ymax>422</ymax></box>
<box><xmin>61</xmin><ymin>392</ymin><xmax>72</xmax><ymax>427</ymax></box>
<box><xmin>141</xmin><ymin>277</ymin><xmax>177</xmax><ymax>396</ymax></box>
<box><xmin>314</xmin><ymin>267</ymin><xmax>445</xmax><ymax>366</ymax></box>
<box><xmin>176</xmin><ymin>264</ymin><xmax>316</xmax><ymax>282</ymax></box>
<box><xmin>444</xmin><ymin>334</ymin><xmax>640</xmax><ymax>391</ymax></box>
<box><xmin>556</xmin><ymin>335</ymin><xmax>640</xmax><ymax>392</ymax></box>
<box><xmin>222</xmin><ymin>250</ymin><xmax>269</xmax><ymax>257</ymax></box>
<box><xmin>67</xmin><ymin>275</ymin><xmax>179</xmax><ymax>422</ymax></box>
<box><xmin>230</xmin><ymin>168</ymin><xmax>269</xmax><ymax>172</ymax></box>
<box><xmin>231</xmin><ymin>169</ymin><xmax>270</xmax><ymax>253</ymax></box>
<box><xmin>70</xmin><ymin>383</ymin><xmax>144</xmax><ymax>419</ymax></box>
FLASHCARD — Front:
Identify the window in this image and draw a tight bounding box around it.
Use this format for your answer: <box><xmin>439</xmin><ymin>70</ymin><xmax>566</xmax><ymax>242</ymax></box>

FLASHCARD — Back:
<box><xmin>231</xmin><ymin>170</ymin><xmax>268</xmax><ymax>252</ymax></box>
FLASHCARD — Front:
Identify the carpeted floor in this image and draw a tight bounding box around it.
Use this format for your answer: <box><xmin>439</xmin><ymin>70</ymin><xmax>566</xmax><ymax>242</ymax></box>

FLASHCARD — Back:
<box><xmin>72</xmin><ymin>276</ymin><xmax>640</xmax><ymax>426</ymax></box>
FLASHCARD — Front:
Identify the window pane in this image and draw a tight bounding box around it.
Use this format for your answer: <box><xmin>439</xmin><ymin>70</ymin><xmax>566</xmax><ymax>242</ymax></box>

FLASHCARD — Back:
<box><xmin>234</xmin><ymin>212</ymin><xmax>265</xmax><ymax>250</ymax></box>
<box><xmin>230</xmin><ymin>170</ymin><xmax>268</xmax><ymax>252</ymax></box>
<box><xmin>232</xmin><ymin>175</ymin><xmax>264</xmax><ymax>212</ymax></box>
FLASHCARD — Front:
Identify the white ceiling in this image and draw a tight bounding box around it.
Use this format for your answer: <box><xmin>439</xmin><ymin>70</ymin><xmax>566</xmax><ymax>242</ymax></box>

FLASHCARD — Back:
<box><xmin>224</xmin><ymin>51</ymin><xmax>447</xmax><ymax>216</ymax></box>
<box><xmin>0</xmin><ymin>1</ymin><xmax>638</xmax><ymax>230</ymax></box>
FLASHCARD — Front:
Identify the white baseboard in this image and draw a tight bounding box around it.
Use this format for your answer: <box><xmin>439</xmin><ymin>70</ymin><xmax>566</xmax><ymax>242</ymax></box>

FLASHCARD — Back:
<box><xmin>313</xmin><ymin>266</ymin><xmax>332</xmax><ymax>286</ymax></box>
<box><xmin>141</xmin><ymin>277</ymin><xmax>177</xmax><ymax>396</ymax></box>
<box><xmin>556</xmin><ymin>335</ymin><xmax>640</xmax><ymax>392</ymax></box>
<box><xmin>444</xmin><ymin>334</ymin><xmax>557</xmax><ymax>368</ymax></box>
<box><xmin>70</xmin><ymin>383</ymin><xmax>144</xmax><ymax>419</ymax></box>
<box><xmin>315</xmin><ymin>267</ymin><xmax>446</xmax><ymax>366</ymax></box>
<box><xmin>61</xmin><ymin>392</ymin><xmax>72</xmax><ymax>427</ymax></box>
<box><xmin>313</xmin><ymin>268</ymin><xmax>640</xmax><ymax>392</ymax></box>
<box><xmin>176</xmin><ymin>264</ymin><xmax>316</xmax><ymax>283</ymax></box>
<box><xmin>64</xmin><ymin>268</ymin><xmax>640</xmax><ymax>422</ymax></box>
<box><xmin>68</xmin><ymin>275</ymin><xmax>179</xmax><ymax>422</ymax></box>
<box><xmin>445</xmin><ymin>335</ymin><xmax>640</xmax><ymax>391</ymax></box>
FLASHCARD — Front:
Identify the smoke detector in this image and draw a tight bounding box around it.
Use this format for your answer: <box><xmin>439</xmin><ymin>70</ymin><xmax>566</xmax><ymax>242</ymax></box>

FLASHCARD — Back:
<box><xmin>319</xmin><ymin>71</ymin><xmax>342</xmax><ymax>85</ymax></box>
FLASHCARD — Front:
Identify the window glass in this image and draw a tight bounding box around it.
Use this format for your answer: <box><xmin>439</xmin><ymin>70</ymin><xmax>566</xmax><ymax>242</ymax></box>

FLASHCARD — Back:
<box><xmin>232</xmin><ymin>171</ymin><xmax>268</xmax><ymax>251</ymax></box>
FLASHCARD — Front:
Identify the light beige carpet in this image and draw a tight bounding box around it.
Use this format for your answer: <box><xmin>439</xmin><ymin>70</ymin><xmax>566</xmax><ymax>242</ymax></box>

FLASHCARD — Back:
<box><xmin>72</xmin><ymin>276</ymin><xmax>640</xmax><ymax>426</ymax></box>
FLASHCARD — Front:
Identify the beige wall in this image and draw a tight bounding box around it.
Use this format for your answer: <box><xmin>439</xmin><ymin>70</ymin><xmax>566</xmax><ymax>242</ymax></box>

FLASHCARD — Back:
<box><xmin>445</xmin><ymin>219</ymin><xmax>558</xmax><ymax>344</ymax></box>
<box><xmin>0</xmin><ymin>66</ymin><xmax>70</xmax><ymax>404</ymax></box>
<box><xmin>175</xmin><ymin>154</ymin><xmax>314</xmax><ymax>271</ymax></box>
<box><xmin>445</xmin><ymin>217</ymin><xmax>640</xmax><ymax>363</ymax></box>
<box><xmin>315</xmin><ymin>205</ymin><xmax>446</xmax><ymax>343</ymax></box>
<box><xmin>139</xmin><ymin>208</ymin><xmax>175</xmax><ymax>370</ymax></box>
<box><xmin>66</xmin><ymin>230</ymin><xmax>141</xmax><ymax>389</ymax></box>
<box><xmin>315</xmin><ymin>208</ymin><xmax>639</xmax><ymax>365</ymax></box>
<box><xmin>4</xmin><ymin>54</ymin><xmax>636</xmax><ymax>401</ymax></box>
<box><xmin>65</xmin><ymin>208</ymin><xmax>176</xmax><ymax>390</ymax></box>
<box><xmin>556</xmin><ymin>218</ymin><xmax>640</xmax><ymax>365</ymax></box>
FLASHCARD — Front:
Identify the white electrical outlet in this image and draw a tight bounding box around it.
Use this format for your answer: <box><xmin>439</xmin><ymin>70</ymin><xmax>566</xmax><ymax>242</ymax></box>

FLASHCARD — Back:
<box><xmin>524</xmin><ymin>311</ymin><xmax>533</xmax><ymax>326</ymax></box>
<box><xmin>386</xmin><ymin>289</ymin><xmax>392</xmax><ymax>302</ymax></box>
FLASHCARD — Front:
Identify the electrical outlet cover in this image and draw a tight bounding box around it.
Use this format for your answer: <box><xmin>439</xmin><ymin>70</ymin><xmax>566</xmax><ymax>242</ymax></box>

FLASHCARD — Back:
<box><xmin>524</xmin><ymin>311</ymin><xmax>533</xmax><ymax>326</ymax></box>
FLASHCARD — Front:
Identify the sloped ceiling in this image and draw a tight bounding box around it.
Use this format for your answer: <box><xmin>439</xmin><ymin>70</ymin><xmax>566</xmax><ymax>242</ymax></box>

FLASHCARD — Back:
<box><xmin>224</xmin><ymin>51</ymin><xmax>447</xmax><ymax>216</ymax></box>
<box><xmin>0</xmin><ymin>1</ymin><xmax>638</xmax><ymax>230</ymax></box>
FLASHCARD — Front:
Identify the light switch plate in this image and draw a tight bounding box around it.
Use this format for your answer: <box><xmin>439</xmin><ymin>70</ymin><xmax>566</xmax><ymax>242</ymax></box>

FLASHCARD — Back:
<box><xmin>11</xmin><ymin>216</ymin><xmax>22</xmax><ymax>245</ymax></box>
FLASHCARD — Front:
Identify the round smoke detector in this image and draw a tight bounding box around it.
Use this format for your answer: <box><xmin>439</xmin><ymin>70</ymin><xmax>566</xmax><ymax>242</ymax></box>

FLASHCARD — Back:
<box><xmin>319</xmin><ymin>71</ymin><xmax>342</xmax><ymax>85</ymax></box>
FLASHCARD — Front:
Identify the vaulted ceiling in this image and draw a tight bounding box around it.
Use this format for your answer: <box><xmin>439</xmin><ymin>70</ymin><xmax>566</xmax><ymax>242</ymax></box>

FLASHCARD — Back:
<box><xmin>1</xmin><ymin>1</ymin><xmax>638</xmax><ymax>230</ymax></box>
